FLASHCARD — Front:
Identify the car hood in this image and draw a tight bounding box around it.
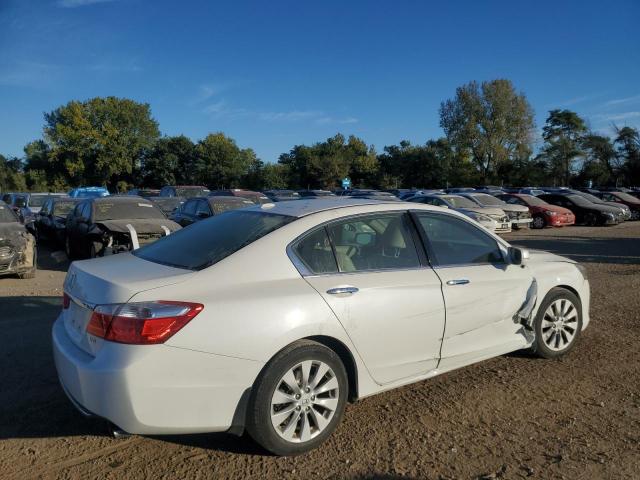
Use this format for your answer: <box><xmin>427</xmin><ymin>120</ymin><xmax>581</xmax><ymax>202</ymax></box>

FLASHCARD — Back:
<box><xmin>588</xmin><ymin>204</ymin><xmax>625</xmax><ymax>214</ymax></box>
<box><xmin>0</xmin><ymin>221</ymin><xmax>29</xmax><ymax>242</ymax></box>
<box><xmin>65</xmin><ymin>252</ymin><xmax>195</xmax><ymax>305</ymax></box>
<box><xmin>540</xmin><ymin>204</ymin><xmax>574</xmax><ymax>215</ymax></box>
<box><xmin>526</xmin><ymin>249</ymin><xmax>575</xmax><ymax>265</ymax></box>
<box><xmin>457</xmin><ymin>206</ymin><xmax>506</xmax><ymax>217</ymax></box>
<box><xmin>94</xmin><ymin>218</ymin><xmax>181</xmax><ymax>234</ymax></box>
<box><xmin>497</xmin><ymin>203</ymin><xmax>529</xmax><ymax>213</ymax></box>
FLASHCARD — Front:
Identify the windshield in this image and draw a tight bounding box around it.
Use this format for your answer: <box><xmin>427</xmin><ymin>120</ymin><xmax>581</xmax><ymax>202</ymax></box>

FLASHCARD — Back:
<box><xmin>134</xmin><ymin>210</ymin><xmax>294</xmax><ymax>270</ymax></box>
<box><xmin>521</xmin><ymin>195</ymin><xmax>546</xmax><ymax>206</ymax></box>
<box><xmin>473</xmin><ymin>194</ymin><xmax>505</xmax><ymax>206</ymax></box>
<box><xmin>29</xmin><ymin>195</ymin><xmax>50</xmax><ymax>207</ymax></box>
<box><xmin>578</xmin><ymin>192</ymin><xmax>601</xmax><ymax>203</ymax></box>
<box><xmin>443</xmin><ymin>195</ymin><xmax>477</xmax><ymax>208</ymax></box>
<box><xmin>567</xmin><ymin>194</ymin><xmax>592</xmax><ymax>206</ymax></box>
<box><xmin>94</xmin><ymin>201</ymin><xmax>166</xmax><ymax>221</ymax></box>
<box><xmin>176</xmin><ymin>187</ymin><xmax>210</xmax><ymax>198</ymax></box>
<box><xmin>614</xmin><ymin>192</ymin><xmax>640</xmax><ymax>203</ymax></box>
<box><xmin>0</xmin><ymin>205</ymin><xmax>18</xmax><ymax>222</ymax></box>
<box><xmin>53</xmin><ymin>201</ymin><xmax>78</xmax><ymax>216</ymax></box>
<box><xmin>210</xmin><ymin>198</ymin><xmax>253</xmax><ymax>214</ymax></box>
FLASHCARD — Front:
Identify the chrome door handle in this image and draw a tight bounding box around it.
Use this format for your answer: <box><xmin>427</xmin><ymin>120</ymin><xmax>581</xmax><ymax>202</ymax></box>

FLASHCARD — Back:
<box><xmin>446</xmin><ymin>279</ymin><xmax>470</xmax><ymax>286</ymax></box>
<box><xmin>326</xmin><ymin>286</ymin><xmax>359</xmax><ymax>295</ymax></box>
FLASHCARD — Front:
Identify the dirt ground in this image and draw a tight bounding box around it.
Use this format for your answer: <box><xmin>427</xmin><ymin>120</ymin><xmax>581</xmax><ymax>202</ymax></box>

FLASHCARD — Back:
<box><xmin>1</xmin><ymin>223</ymin><xmax>639</xmax><ymax>480</ymax></box>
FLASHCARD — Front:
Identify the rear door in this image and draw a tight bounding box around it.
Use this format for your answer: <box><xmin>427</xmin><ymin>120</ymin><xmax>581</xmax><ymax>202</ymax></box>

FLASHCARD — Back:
<box><xmin>413</xmin><ymin>211</ymin><xmax>533</xmax><ymax>369</ymax></box>
<box><xmin>294</xmin><ymin>211</ymin><xmax>446</xmax><ymax>385</ymax></box>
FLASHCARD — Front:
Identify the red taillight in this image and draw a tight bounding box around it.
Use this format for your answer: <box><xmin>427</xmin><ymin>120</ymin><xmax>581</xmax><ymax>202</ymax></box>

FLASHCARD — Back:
<box><xmin>62</xmin><ymin>293</ymin><xmax>71</xmax><ymax>309</ymax></box>
<box><xmin>86</xmin><ymin>301</ymin><xmax>203</xmax><ymax>345</ymax></box>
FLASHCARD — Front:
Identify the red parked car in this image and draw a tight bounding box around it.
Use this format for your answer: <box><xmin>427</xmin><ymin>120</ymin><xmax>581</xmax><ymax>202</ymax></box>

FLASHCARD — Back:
<box><xmin>497</xmin><ymin>193</ymin><xmax>575</xmax><ymax>229</ymax></box>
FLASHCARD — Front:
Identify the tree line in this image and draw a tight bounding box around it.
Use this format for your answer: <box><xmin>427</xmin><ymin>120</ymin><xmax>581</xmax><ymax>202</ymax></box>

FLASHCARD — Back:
<box><xmin>1</xmin><ymin>79</ymin><xmax>639</xmax><ymax>193</ymax></box>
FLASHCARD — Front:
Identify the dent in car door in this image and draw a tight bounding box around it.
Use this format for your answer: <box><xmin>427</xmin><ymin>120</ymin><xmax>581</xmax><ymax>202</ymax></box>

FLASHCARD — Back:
<box><xmin>295</xmin><ymin>213</ymin><xmax>446</xmax><ymax>385</ymax></box>
<box><xmin>414</xmin><ymin>212</ymin><xmax>533</xmax><ymax>369</ymax></box>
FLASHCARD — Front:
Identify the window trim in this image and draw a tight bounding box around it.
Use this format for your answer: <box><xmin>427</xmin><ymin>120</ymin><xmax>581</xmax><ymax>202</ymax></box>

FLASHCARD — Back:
<box><xmin>287</xmin><ymin>211</ymin><xmax>429</xmax><ymax>277</ymax></box>
<box><xmin>410</xmin><ymin>210</ymin><xmax>508</xmax><ymax>268</ymax></box>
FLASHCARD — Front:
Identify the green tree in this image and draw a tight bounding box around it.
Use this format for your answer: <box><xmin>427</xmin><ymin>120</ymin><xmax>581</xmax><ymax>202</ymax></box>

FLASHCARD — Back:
<box><xmin>439</xmin><ymin>79</ymin><xmax>535</xmax><ymax>181</ymax></box>
<box><xmin>261</xmin><ymin>163</ymin><xmax>290</xmax><ymax>189</ymax></box>
<box><xmin>279</xmin><ymin>134</ymin><xmax>378</xmax><ymax>189</ymax></box>
<box><xmin>44</xmin><ymin>97</ymin><xmax>160</xmax><ymax>188</ymax></box>
<box><xmin>142</xmin><ymin>135</ymin><xmax>196</xmax><ymax>187</ymax></box>
<box><xmin>540</xmin><ymin>109</ymin><xmax>587</xmax><ymax>185</ymax></box>
<box><xmin>194</xmin><ymin>133</ymin><xmax>256</xmax><ymax>188</ymax></box>
<box><xmin>614</xmin><ymin>126</ymin><xmax>640</xmax><ymax>185</ymax></box>
<box><xmin>0</xmin><ymin>154</ymin><xmax>26</xmax><ymax>192</ymax></box>
<box><xmin>580</xmin><ymin>134</ymin><xmax>617</xmax><ymax>184</ymax></box>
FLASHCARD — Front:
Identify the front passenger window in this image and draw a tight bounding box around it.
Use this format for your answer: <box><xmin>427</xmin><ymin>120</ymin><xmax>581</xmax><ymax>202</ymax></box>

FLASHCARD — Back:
<box><xmin>417</xmin><ymin>213</ymin><xmax>504</xmax><ymax>266</ymax></box>
<box><xmin>326</xmin><ymin>213</ymin><xmax>420</xmax><ymax>272</ymax></box>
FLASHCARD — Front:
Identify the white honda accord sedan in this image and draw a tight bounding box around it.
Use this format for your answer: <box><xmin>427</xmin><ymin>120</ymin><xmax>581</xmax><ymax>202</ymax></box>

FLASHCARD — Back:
<box><xmin>53</xmin><ymin>198</ymin><xmax>590</xmax><ymax>455</ymax></box>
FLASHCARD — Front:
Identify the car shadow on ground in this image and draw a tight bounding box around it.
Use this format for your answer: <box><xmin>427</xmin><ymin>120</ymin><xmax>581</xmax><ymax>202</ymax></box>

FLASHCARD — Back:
<box><xmin>0</xmin><ymin>296</ymin><xmax>105</xmax><ymax>440</ymax></box>
<box><xmin>509</xmin><ymin>235</ymin><xmax>640</xmax><ymax>264</ymax></box>
<box><xmin>37</xmin><ymin>244</ymin><xmax>70</xmax><ymax>273</ymax></box>
<box><xmin>0</xmin><ymin>295</ymin><xmax>270</xmax><ymax>455</ymax></box>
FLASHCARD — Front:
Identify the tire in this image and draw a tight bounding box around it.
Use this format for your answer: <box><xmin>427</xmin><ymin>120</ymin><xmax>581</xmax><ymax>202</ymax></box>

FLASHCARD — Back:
<box><xmin>246</xmin><ymin>340</ymin><xmax>348</xmax><ymax>456</ymax></box>
<box><xmin>65</xmin><ymin>236</ymin><xmax>77</xmax><ymax>260</ymax></box>
<box><xmin>18</xmin><ymin>250</ymin><xmax>37</xmax><ymax>279</ymax></box>
<box><xmin>532</xmin><ymin>215</ymin><xmax>546</xmax><ymax>229</ymax></box>
<box><xmin>531</xmin><ymin>288</ymin><xmax>582</xmax><ymax>359</ymax></box>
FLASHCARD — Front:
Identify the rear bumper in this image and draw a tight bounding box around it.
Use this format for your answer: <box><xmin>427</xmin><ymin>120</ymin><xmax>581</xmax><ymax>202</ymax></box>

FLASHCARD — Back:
<box><xmin>52</xmin><ymin>315</ymin><xmax>263</xmax><ymax>434</ymax></box>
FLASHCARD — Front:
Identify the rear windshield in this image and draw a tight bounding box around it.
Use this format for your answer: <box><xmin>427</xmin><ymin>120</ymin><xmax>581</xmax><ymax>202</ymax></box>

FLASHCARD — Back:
<box><xmin>177</xmin><ymin>187</ymin><xmax>210</xmax><ymax>198</ymax></box>
<box><xmin>134</xmin><ymin>210</ymin><xmax>294</xmax><ymax>270</ymax></box>
<box><xmin>0</xmin><ymin>205</ymin><xmax>18</xmax><ymax>223</ymax></box>
<box><xmin>443</xmin><ymin>196</ymin><xmax>477</xmax><ymax>208</ymax></box>
<box><xmin>53</xmin><ymin>201</ymin><xmax>78</xmax><ymax>216</ymax></box>
<box><xmin>210</xmin><ymin>198</ymin><xmax>254</xmax><ymax>214</ymax></box>
<box><xmin>94</xmin><ymin>201</ymin><xmax>166</xmax><ymax>221</ymax></box>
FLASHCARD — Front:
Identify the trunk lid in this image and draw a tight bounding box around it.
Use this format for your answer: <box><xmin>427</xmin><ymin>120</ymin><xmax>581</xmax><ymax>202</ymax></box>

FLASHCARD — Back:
<box><xmin>62</xmin><ymin>253</ymin><xmax>195</xmax><ymax>356</ymax></box>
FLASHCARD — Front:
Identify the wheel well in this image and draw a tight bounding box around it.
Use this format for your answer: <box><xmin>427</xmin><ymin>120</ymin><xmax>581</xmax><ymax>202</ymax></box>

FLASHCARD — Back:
<box><xmin>554</xmin><ymin>284</ymin><xmax>580</xmax><ymax>301</ymax></box>
<box><xmin>304</xmin><ymin>335</ymin><xmax>358</xmax><ymax>402</ymax></box>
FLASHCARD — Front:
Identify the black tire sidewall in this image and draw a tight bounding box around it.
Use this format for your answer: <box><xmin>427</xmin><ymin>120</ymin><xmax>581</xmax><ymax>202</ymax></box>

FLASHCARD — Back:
<box><xmin>246</xmin><ymin>340</ymin><xmax>348</xmax><ymax>456</ymax></box>
<box><xmin>532</xmin><ymin>288</ymin><xmax>583</xmax><ymax>359</ymax></box>
<box><xmin>532</xmin><ymin>215</ymin><xmax>546</xmax><ymax>229</ymax></box>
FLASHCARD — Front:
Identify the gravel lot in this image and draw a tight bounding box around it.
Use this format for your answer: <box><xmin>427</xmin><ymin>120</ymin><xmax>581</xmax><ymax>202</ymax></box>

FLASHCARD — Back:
<box><xmin>1</xmin><ymin>223</ymin><xmax>639</xmax><ymax>480</ymax></box>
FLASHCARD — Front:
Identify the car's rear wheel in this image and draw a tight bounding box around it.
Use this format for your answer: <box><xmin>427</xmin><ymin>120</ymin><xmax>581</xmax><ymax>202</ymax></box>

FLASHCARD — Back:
<box><xmin>532</xmin><ymin>215</ymin><xmax>546</xmax><ymax>229</ymax></box>
<box><xmin>246</xmin><ymin>340</ymin><xmax>348</xmax><ymax>456</ymax></box>
<box><xmin>531</xmin><ymin>288</ymin><xmax>582</xmax><ymax>359</ymax></box>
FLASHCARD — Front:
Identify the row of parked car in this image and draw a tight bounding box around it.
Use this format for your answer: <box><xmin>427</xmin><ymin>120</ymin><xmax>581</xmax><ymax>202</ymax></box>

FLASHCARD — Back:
<box><xmin>0</xmin><ymin>183</ymin><xmax>638</xmax><ymax>279</ymax></box>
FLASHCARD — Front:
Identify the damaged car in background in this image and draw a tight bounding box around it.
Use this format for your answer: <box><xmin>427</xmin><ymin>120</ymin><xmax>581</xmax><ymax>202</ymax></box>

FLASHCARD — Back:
<box><xmin>0</xmin><ymin>200</ymin><xmax>36</xmax><ymax>279</ymax></box>
<box><xmin>64</xmin><ymin>196</ymin><xmax>181</xmax><ymax>259</ymax></box>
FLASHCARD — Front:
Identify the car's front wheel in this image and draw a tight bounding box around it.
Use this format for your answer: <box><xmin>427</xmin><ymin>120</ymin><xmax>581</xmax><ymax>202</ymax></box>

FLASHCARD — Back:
<box><xmin>531</xmin><ymin>288</ymin><xmax>582</xmax><ymax>359</ymax></box>
<box><xmin>532</xmin><ymin>215</ymin><xmax>546</xmax><ymax>229</ymax></box>
<box><xmin>246</xmin><ymin>340</ymin><xmax>348</xmax><ymax>456</ymax></box>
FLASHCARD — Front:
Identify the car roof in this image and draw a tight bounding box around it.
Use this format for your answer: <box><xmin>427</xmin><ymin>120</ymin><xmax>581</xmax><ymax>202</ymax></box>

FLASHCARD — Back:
<box><xmin>246</xmin><ymin>197</ymin><xmax>422</xmax><ymax>218</ymax></box>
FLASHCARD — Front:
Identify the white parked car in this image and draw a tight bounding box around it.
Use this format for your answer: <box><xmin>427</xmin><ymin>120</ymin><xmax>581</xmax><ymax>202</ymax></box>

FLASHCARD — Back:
<box><xmin>459</xmin><ymin>192</ymin><xmax>533</xmax><ymax>229</ymax></box>
<box><xmin>53</xmin><ymin>199</ymin><xmax>590</xmax><ymax>455</ymax></box>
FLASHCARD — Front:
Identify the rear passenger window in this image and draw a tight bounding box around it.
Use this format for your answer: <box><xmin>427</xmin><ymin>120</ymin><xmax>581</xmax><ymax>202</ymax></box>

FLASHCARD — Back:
<box><xmin>293</xmin><ymin>228</ymin><xmax>338</xmax><ymax>274</ymax></box>
<box><xmin>417</xmin><ymin>213</ymin><xmax>504</xmax><ymax>266</ymax></box>
<box><xmin>326</xmin><ymin>213</ymin><xmax>421</xmax><ymax>272</ymax></box>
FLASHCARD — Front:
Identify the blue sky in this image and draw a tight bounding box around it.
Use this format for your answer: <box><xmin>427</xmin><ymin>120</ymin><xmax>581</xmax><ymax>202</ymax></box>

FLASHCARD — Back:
<box><xmin>1</xmin><ymin>0</ymin><xmax>639</xmax><ymax>162</ymax></box>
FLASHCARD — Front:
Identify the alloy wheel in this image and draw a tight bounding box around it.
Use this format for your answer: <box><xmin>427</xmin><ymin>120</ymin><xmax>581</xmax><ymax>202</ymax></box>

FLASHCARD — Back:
<box><xmin>532</xmin><ymin>216</ymin><xmax>545</xmax><ymax>229</ymax></box>
<box><xmin>541</xmin><ymin>299</ymin><xmax>578</xmax><ymax>351</ymax></box>
<box><xmin>270</xmin><ymin>360</ymin><xmax>339</xmax><ymax>443</ymax></box>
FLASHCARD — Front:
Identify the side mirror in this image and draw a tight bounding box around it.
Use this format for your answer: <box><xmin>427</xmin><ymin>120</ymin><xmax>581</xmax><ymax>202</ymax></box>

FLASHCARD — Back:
<box><xmin>509</xmin><ymin>247</ymin><xmax>529</xmax><ymax>266</ymax></box>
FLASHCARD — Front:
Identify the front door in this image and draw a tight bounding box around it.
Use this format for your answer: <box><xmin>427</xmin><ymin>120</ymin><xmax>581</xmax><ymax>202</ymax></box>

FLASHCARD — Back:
<box><xmin>295</xmin><ymin>212</ymin><xmax>446</xmax><ymax>385</ymax></box>
<box><xmin>413</xmin><ymin>211</ymin><xmax>533</xmax><ymax>369</ymax></box>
